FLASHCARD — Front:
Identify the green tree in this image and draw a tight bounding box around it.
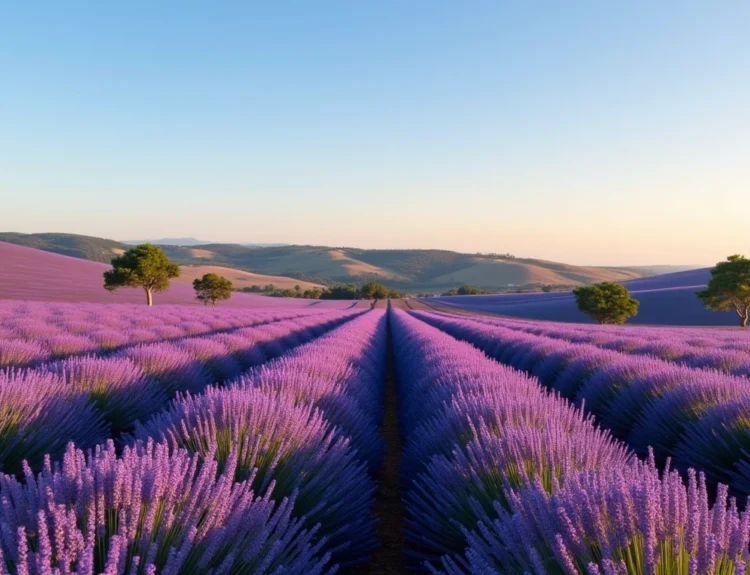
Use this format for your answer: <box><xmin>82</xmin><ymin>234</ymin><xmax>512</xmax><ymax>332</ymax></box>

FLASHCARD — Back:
<box><xmin>303</xmin><ymin>287</ymin><xmax>324</xmax><ymax>299</ymax></box>
<box><xmin>103</xmin><ymin>244</ymin><xmax>180</xmax><ymax>306</ymax></box>
<box><xmin>360</xmin><ymin>282</ymin><xmax>391</xmax><ymax>300</ymax></box>
<box><xmin>320</xmin><ymin>285</ymin><xmax>359</xmax><ymax>300</ymax></box>
<box><xmin>193</xmin><ymin>273</ymin><xmax>233</xmax><ymax>306</ymax></box>
<box><xmin>573</xmin><ymin>282</ymin><xmax>640</xmax><ymax>325</ymax></box>
<box><xmin>457</xmin><ymin>284</ymin><xmax>490</xmax><ymax>295</ymax></box>
<box><xmin>697</xmin><ymin>254</ymin><xmax>750</xmax><ymax>327</ymax></box>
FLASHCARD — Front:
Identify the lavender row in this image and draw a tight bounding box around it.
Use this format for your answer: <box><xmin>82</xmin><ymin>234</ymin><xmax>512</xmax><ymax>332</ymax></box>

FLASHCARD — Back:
<box><xmin>444</xmin><ymin>310</ymin><xmax>750</xmax><ymax>345</ymax></box>
<box><xmin>414</xmin><ymin>310</ymin><xmax>750</xmax><ymax>501</ymax></box>
<box><xmin>0</xmin><ymin>441</ymin><xmax>335</xmax><ymax>574</ymax></box>
<box><xmin>438</xmin><ymin>311</ymin><xmax>750</xmax><ymax>376</ymax></box>
<box><xmin>0</xmin><ymin>311</ymin><xmax>358</xmax><ymax>475</ymax></box>
<box><xmin>394</xmin><ymin>310</ymin><xmax>750</xmax><ymax>574</ymax></box>
<box><xmin>0</xmin><ymin>310</ymin><xmax>386</xmax><ymax>573</ymax></box>
<box><xmin>232</xmin><ymin>309</ymin><xmax>387</xmax><ymax>472</ymax></box>
<box><xmin>0</xmin><ymin>303</ymin><xmax>328</xmax><ymax>368</ymax></box>
<box><xmin>389</xmin><ymin>310</ymin><xmax>629</xmax><ymax>568</ymax></box>
<box><xmin>131</xmin><ymin>310</ymin><xmax>388</xmax><ymax>565</ymax></box>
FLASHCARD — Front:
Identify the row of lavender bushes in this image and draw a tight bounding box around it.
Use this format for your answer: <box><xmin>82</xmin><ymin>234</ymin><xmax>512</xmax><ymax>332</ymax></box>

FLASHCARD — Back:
<box><xmin>0</xmin><ymin>308</ymin><xmax>387</xmax><ymax>573</ymax></box>
<box><xmin>0</xmin><ymin>302</ymin><xmax>330</xmax><ymax>368</ymax></box>
<box><xmin>0</xmin><ymin>310</ymin><xmax>358</xmax><ymax>475</ymax></box>
<box><xmin>392</xmin><ymin>309</ymin><xmax>750</xmax><ymax>574</ymax></box>
<box><xmin>436</xmin><ymin>311</ymin><xmax>750</xmax><ymax>376</ymax></box>
<box><xmin>415</xmin><ymin>310</ymin><xmax>750</xmax><ymax>501</ymax></box>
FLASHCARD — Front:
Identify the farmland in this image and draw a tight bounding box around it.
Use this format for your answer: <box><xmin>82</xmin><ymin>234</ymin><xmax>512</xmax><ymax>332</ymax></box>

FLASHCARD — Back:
<box><xmin>1</xmin><ymin>247</ymin><xmax>750</xmax><ymax>573</ymax></box>
<box><xmin>425</xmin><ymin>268</ymin><xmax>740</xmax><ymax>326</ymax></box>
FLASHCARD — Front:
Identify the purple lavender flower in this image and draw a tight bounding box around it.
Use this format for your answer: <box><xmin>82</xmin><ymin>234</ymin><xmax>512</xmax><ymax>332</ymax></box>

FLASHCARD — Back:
<box><xmin>0</xmin><ymin>340</ymin><xmax>49</xmax><ymax>369</ymax></box>
<box><xmin>42</xmin><ymin>356</ymin><xmax>167</xmax><ymax>433</ymax></box>
<box><xmin>446</xmin><ymin>460</ymin><xmax>750</xmax><ymax>575</ymax></box>
<box><xmin>0</xmin><ymin>370</ymin><xmax>108</xmax><ymax>474</ymax></box>
<box><xmin>0</xmin><ymin>441</ymin><xmax>335</xmax><ymax>574</ymax></box>
<box><xmin>118</xmin><ymin>343</ymin><xmax>214</xmax><ymax>398</ymax></box>
<box><xmin>131</xmin><ymin>385</ymin><xmax>376</xmax><ymax>563</ymax></box>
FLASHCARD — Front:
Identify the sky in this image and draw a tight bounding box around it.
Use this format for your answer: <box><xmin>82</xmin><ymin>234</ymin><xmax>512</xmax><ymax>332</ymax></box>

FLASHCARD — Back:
<box><xmin>0</xmin><ymin>1</ymin><xmax>748</xmax><ymax>266</ymax></box>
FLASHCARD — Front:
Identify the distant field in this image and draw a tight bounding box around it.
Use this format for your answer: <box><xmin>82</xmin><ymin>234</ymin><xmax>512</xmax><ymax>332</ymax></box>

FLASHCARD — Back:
<box><xmin>424</xmin><ymin>267</ymin><xmax>739</xmax><ymax>326</ymax></box>
<box><xmin>175</xmin><ymin>265</ymin><xmax>324</xmax><ymax>291</ymax></box>
<box><xmin>0</xmin><ymin>241</ymin><xmax>350</xmax><ymax>308</ymax></box>
<box><xmin>428</xmin><ymin>257</ymin><xmax>643</xmax><ymax>288</ymax></box>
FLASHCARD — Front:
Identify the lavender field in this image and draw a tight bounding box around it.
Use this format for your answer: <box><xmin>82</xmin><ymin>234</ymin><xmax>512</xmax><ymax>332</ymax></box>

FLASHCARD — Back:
<box><xmin>1</xmin><ymin>294</ymin><xmax>750</xmax><ymax>574</ymax></box>
<box><xmin>5</xmin><ymin>0</ymin><xmax>748</xmax><ymax>571</ymax></box>
<box><xmin>425</xmin><ymin>268</ymin><xmax>742</xmax><ymax>326</ymax></box>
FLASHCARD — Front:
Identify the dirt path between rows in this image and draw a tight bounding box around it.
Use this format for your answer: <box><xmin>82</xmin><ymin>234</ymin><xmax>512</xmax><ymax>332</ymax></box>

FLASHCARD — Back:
<box><xmin>363</xmin><ymin>314</ymin><xmax>408</xmax><ymax>574</ymax></box>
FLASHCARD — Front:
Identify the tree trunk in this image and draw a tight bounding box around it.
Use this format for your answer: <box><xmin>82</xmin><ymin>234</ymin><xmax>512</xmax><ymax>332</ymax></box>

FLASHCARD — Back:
<box><xmin>736</xmin><ymin>305</ymin><xmax>748</xmax><ymax>328</ymax></box>
<box><xmin>145</xmin><ymin>288</ymin><xmax>153</xmax><ymax>306</ymax></box>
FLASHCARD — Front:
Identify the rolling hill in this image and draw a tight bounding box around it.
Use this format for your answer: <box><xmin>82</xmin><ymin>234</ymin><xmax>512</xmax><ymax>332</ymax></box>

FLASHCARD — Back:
<box><xmin>0</xmin><ymin>232</ymin><xmax>126</xmax><ymax>264</ymax></box>
<box><xmin>0</xmin><ymin>232</ymin><xmax>681</xmax><ymax>292</ymax></box>
<box><xmin>174</xmin><ymin>265</ymin><xmax>324</xmax><ymax>291</ymax></box>
<box><xmin>0</xmin><ymin>241</ymin><xmax>343</xmax><ymax>307</ymax></box>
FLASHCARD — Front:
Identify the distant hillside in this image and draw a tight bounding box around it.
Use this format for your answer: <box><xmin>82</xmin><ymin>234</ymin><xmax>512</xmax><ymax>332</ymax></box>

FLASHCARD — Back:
<box><xmin>175</xmin><ymin>265</ymin><xmax>324</xmax><ymax>292</ymax></box>
<box><xmin>156</xmin><ymin>245</ymin><xmax>654</xmax><ymax>290</ymax></box>
<box><xmin>123</xmin><ymin>238</ymin><xmax>288</xmax><ymax>248</ymax></box>
<box><xmin>123</xmin><ymin>237</ymin><xmax>209</xmax><ymax>246</ymax></box>
<box><xmin>425</xmin><ymin>266</ymin><xmax>734</xmax><ymax>326</ymax></box>
<box><xmin>620</xmin><ymin>265</ymin><xmax>704</xmax><ymax>276</ymax></box>
<box><xmin>0</xmin><ymin>232</ymin><xmax>126</xmax><ymax>263</ymax></box>
<box><xmin>0</xmin><ymin>241</ymin><xmax>320</xmax><ymax>307</ymax></box>
<box><xmin>623</xmin><ymin>268</ymin><xmax>711</xmax><ymax>290</ymax></box>
<box><xmin>0</xmin><ymin>232</ymin><xmax>658</xmax><ymax>291</ymax></box>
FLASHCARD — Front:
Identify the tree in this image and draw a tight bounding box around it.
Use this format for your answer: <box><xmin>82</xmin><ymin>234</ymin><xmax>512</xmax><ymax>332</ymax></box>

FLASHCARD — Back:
<box><xmin>320</xmin><ymin>285</ymin><xmax>359</xmax><ymax>300</ymax></box>
<box><xmin>573</xmin><ymin>282</ymin><xmax>639</xmax><ymax>325</ymax></box>
<box><xmin>697</xmin><ymin>254</ymin><xmax>750</xmax><ymax>327</ymax></box>
<box><xmin>103</xmin><ymin>244</ymin><xmax>180</xmax><ymax>306</ymax></box>
<box><xmin>303</xmin><ymin>287</ymin><xmax>324</xmax><ymax>299</ymax></box>
<box><xmin>360</xmin><ymin>282</ymin><xmax>391</xmax><ymax>300</ymax></box>
<box><xmin>193</xmin><ymin>273</ymin><xmax>233</xmax><ymax>306</ymax></box>
<box><xmin>457</xmin><ymin>284</ymin><xmax>490</xmax><ymax>295</ymax></box>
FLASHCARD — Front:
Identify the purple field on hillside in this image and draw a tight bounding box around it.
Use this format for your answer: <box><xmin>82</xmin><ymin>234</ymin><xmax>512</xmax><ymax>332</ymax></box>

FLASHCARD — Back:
<box><xmin>424</xmin><ymin>267</ymin><xmax>741</xmax><ymax>326</ymax></box>
<box><xmin>0</xmin><ymin>241</ymin><xmax>359</xmax><ymax>308</ymax></box>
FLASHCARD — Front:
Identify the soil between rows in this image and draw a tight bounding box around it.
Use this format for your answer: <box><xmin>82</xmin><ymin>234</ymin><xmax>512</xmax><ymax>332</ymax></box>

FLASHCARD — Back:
<box><xmin>362</xmin><ymin>314</ymin><xmax>408</xmax><ymax>574</ymax></box>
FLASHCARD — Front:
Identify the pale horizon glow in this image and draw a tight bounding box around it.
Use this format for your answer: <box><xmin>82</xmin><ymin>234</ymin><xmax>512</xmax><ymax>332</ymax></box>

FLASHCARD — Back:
<box><xmin>1</xmin><ymin>2</ymin><xmax>748</xmax><ymax>267</ymax></box>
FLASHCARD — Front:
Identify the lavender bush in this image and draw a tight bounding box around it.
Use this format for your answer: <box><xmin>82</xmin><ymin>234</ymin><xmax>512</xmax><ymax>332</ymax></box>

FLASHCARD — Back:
<box><xmin>0</xmin><ymin>441</ymin><xmax>334</xmax><ymax>574</ymax></box>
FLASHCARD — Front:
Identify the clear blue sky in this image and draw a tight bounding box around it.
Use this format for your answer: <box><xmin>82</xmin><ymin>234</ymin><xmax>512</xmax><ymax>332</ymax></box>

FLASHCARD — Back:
<box><xmin>1</xmin><ymin>1</ymin><xmax>748</xmax><ymax>265</ymax></box>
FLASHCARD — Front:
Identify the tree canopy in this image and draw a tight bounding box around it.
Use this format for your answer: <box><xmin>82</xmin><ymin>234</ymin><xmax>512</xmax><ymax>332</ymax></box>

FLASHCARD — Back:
<box><xmin>103</xmin><ymin>244</ymin><xmax>180</xmax><ymax>306</ymax></box>
<box><xmin>241</xmin><ymin>281</ymin><xmax>403</xmax><ymax>300</ymax></box>
<box><xmin>359</xmin><ymin>282</ymin><xmax>391</xmax><ymax>300</ymax></box>
<box><xmin>697</xmin><ymin>254</ymin><xmax>750</xmax><ymax>327</ymax></box>
<box><xmin>193</xmin><ymin>273</ymin><xmax>233</xmax><ymax>306</ymax></box>
<box><xmin>441</xmin><ymin>285</ymin><xmax>492</xmax><ymax>296</ymax></box>
<box><xmin>320</xmin><ymin>285</ymin><xmax>360</xmax><ymax>300</ymax></box>
<box><xmin>573</xmin><ymin>282</ymin><xmax>640</xmax><ymax>325</ymax></box>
